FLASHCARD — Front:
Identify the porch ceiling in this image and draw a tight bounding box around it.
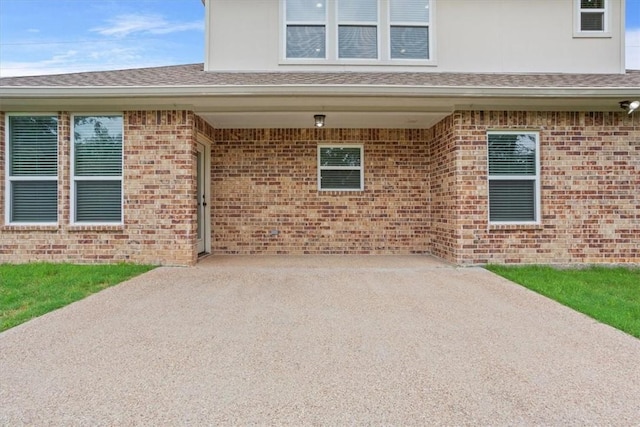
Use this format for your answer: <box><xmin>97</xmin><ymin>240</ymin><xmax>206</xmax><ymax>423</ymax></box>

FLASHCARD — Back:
<box><xmin>197</xmin><ymin>111</ymin><xmax>449</xmax><ymax>129</ymax></box>
<box><xmin>189</xmin><ymin>92</ymin><xmax>635</xmax><ymax>129</ymax></box>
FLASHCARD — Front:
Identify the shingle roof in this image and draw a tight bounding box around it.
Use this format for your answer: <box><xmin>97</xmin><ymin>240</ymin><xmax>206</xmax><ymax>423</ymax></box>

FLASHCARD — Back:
<box><xmin>2</xmin><ymin>63</ymin><xmax>640</xmax><ymax>88</ymax></box>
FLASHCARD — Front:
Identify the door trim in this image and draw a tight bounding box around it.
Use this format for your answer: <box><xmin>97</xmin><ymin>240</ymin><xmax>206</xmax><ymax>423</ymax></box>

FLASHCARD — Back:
<box><xmin>196</xmin><ymin>136</ymin><xmax>212</xmax><ymax>255</ymax></box>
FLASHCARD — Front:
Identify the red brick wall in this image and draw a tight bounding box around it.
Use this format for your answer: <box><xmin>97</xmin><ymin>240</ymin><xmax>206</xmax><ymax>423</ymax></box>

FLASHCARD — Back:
<box><xmin>449</xmin><ymin>111</ymin><xmax>640</xmax><ymax>264</ymax></box>
<box><xmin>0</xmin><ymin>111</ymin><xmax>198</xmax><ymax>265</ymax></box>
<box><xmin>2</xmin><ymin>109</ymin><xmax>638</xmax><ymax>265</ymax></box>
<box><xmin>124</xmin><ymin>110</ymin><xmax>197</xmax><ymax>265</ymax></box>
<box><xmin>209</xmin><ymin>129</ymin><xmax>431</xmax><ymax>254</ymax></box>
<box><xmin>429</xmin><ymin>114</ymin><xmax>460</xmax><ymax>262</ymax></box>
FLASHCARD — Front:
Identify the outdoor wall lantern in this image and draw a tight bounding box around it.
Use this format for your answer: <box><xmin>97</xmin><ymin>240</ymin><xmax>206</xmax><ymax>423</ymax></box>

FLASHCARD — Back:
<box><xmin>619</xmin><ymin>100</ymin><xmax>640</xmax><ymax>115</ymax></box>
<box><xmin>314</xmin><ymin>114</ymin><xmax>326</xmax><ymax>128</ymax></box>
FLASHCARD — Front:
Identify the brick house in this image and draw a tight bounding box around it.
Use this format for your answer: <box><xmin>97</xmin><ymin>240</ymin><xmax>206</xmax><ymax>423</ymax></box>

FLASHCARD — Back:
<box><xmin>1</xmin><ymin>0</ymin><xmax>639</xmax><ymax>266</ymax></box>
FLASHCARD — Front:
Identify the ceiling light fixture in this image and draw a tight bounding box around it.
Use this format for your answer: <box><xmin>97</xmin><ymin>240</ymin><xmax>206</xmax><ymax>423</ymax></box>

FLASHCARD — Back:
<box><xmin>619</xmin><ymin>100</ymin><xmax>640</xmax><ymax>115</ymax></box>
<box><xmin>314</xmin><ymin>114</ymin><xmax>326</xmax><ymax>128</ymax></box>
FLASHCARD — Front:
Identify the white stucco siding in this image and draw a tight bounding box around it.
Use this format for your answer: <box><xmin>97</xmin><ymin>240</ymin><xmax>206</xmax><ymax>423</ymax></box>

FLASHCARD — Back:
<box><xmin>437</xmin><ymin>0</ymin><xmax>624</xmax><ymax>73</ymax></box>
<box><xmin>206</xmin><ymin>0</ymin><xmax>280</xmax><ymax>71</ymax></box>
<box><xmin>204</xmin><ymin>0</ymin><xmax>625</xmax><ymax>73</ymax></box>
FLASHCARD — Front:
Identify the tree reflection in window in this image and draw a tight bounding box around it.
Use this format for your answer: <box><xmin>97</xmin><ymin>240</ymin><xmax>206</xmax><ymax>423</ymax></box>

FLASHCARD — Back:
<box><xmin>319</xmin><ymin>146</ymin><xmax>363</xmax><ymax>191</ymax></box>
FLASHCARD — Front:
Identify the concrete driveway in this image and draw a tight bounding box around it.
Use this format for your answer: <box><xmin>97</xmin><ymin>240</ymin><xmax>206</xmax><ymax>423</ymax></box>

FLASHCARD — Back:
<box><xmin>1</xmin><ymin>256</ymin><xmax>639</xmax><ymax>425</ymax></box>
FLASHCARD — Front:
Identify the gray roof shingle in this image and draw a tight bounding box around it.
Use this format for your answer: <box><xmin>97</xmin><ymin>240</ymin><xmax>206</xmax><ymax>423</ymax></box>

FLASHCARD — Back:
<box><xmin>2</xmin><ymin>63</ymin><xmax>640</xmax><ymax>88</ymax></box>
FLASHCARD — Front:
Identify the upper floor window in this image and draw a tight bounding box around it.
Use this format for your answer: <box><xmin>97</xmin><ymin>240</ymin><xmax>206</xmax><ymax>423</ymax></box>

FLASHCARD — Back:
<box><xmin>390</xmin><ymin>0</ymin><xmax>430</xmax><ymax>59</ymax></box>
<box><xmin>286</xmin><ymin>0</ymin><xmax>327</xmax><ymax>58</ymax></box>
<box><xmin>283</xmin><ymin>0</ymin><xmax>431</xmax><ymax>62</ymax></box>
<box><xmin>575</xmin><ymin>0</ymin><xmax>609</xmax><ymax>35</ymax></box>
<box><xmin>5</xmin><ymin>114</ymin><xmax>58</xmax><ymax>224</ymax></box>
<box><xmin>488</xmin><ymin>132</ymin><xmax>540</xmax><ymax>224</ymax></box>
<box><xmin>338</xmin><ymin>0</ymin><xmax>378</xmax><ymax>59</ymax></box>
<box><xmin>71</xmin><ymin>115</ymin><xmax>123</xmax><ymax>224</ymax></box>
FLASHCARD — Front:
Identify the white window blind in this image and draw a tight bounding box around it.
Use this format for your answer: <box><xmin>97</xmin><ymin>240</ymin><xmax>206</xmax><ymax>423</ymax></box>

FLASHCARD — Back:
<box><xmin>488</xmin><ymin>132</ymin><xmax>539</xmax><ymax>223</ymax></box>
<box><xmin>286</xmin><ymin>0</ymin><xmax>327</xmax><ymax>58</ymax></box>
<box><xmin>7</xmin><ymin>115</ymin><xmax>58</xmax><ymax>223</ymax></box>
<box><xmin>338</xmin><ymin>0</ymin><xmax>378</xmax><ymax>59</ymax></box>
<box><xmin>390</xmin><ymin>0</ymin><xmax>430</xmax><ymax>59</ymax></box>
<box><xmin>72</xmin><ymin>115</ymin><xmax>123</xmax><ymax>223</ymax></box>
<box><xmin>579</xmin><ymin>0</ymin><xmax>606</xmax><ymax>32</ymax></box>
<box><xmin>318</xmin><ymin>145</ymin><xmax>364</xmax><ymax>191</ymax></box>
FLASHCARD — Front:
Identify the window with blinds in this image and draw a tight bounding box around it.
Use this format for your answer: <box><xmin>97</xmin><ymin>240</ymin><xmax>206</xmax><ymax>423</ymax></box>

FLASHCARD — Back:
<box><xmin>7</xmin><ymin>115</ymin><xmax>59</xmax><ymax>224</ymax></box>
<box><xmin>338</xmin><ymin>0</ymin><xmax>378</xmax><ymax>59</ymax></box>
<box><xmin>285</xmin><ymin>0</ymin><xmax>327</xmax><ymax>58</ymax></box>
<box><xmin>318</xmin><ymin>145</ymin><xmax>364</xmax><ymax>191</ymax></box>
<box><xmin>488</xmin><ymin>132</ymin><xmax>540</xmax><ymax>223</ymax></box>
<box><xmin>72</xmin><ymin>115</ymin><xmax>123</xmax><ymax>224</ymax></box>
<box><xmin>578</xmin><ymin>0</ymin><xmax>607</xmax><ymax>32</ymax></box>
<box><xmin>390</xmin><ymin>0</ymin><xmax>430</xmax><ymax>59</ymax></box>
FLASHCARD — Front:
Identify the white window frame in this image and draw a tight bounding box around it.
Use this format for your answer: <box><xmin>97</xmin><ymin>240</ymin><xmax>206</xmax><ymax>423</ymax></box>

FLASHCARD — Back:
<box><xmin>281</xmin><ymin>0</ymin><xmax>434</xmax><ymax>65</ymax></box>
<box><xmin>318</xmin><ymin>144</ymin><xmax>364</xmax><ymax>192</ymax></box>
<box><xmin>487</xmin><ymin>131</ymin><xmax>541</xmax><ymax>225</ymax></box>
<box><xmin>574</xmin><ymin>0</ymin><xmax>611</xmax><ymax>37</ymax></box>
<box><xmin>5</xmin><ymin>113</ymin><xmax>59</xmax><ymax>226</ymax></box>
<box><xmin>70</xmin><ymin>113</ymin><xmax>124</xmax><ymax>226</ymax></box>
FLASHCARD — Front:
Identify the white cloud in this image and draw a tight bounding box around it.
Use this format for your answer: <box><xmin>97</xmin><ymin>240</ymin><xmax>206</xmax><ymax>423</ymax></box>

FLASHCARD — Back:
<box><xmin>0</xmin><ymin>11</ymin><xmax>203</xmax><ymax>77</ymax></box>
<box><xmin>626</xmin><ymin>28</ymin><xmax>640</xmax><ymax>70</ymax></box>
<box><xmin>0</xmin><ymin>57</ymin><xmax>169</xmax><ymax>77</ymax></box>
<box><xmin>0</xmin><ymin>45</ymin><xmax>161</xmax><ymax>77</ymax></box>
<box><xmin>92</xmin><ymin>14</ymin><xmax>203</xmax><ymax>38</ymax></box>
<box><xmin>0</xmin><ymin>50</ymin><xmax>79</xmax><ymax>77</ymax></box>
<box><xmin>0</xmin><ymin>8</ymin><xmax>204</xmax><ymax>77</ymax></box>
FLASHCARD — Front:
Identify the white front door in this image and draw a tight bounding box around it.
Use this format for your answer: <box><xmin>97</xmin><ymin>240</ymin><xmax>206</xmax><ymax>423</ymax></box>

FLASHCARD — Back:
<box><xmin>196</xmin><ymin>142</ymin><xmax>208</xmax><ymax>254</ymax></box>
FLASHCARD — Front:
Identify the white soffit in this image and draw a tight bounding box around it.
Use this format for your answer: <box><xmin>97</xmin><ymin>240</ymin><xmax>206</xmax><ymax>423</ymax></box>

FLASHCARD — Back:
<box><xmin>198</xmin><ymin>111</ymin><xmax>449</xmax><ymax>129</ymax></box>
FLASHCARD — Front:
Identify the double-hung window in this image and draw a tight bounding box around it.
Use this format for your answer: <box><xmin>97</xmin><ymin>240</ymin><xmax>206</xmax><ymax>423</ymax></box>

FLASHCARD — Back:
<box><xmin>72</xmin><ymin>115</ymin><xmax>123</xmax><ymax>224</ymax></box>
<box><xmin>338</xmin><ymin>0</ymin><xmax>378</xmax><ymax>59</ymax></box>
<box><xmin>488</xmin><ymin>132</ymin><xmax>540</xmax><ymax>224</ymax></box>
<box><xmin>318</xmin><ymin>145</ymin><xmax>364</xmax><ymax>191</ymax></box>
<box><xmin>576</xmin><ymin>0</ymin><xmax>608</xmax><ymax>34</ymax></box>
<box><xmin>285</xmin><ymin>0</ymin><xmax>328</xmax><ymax>58</ymax></box>
<box><xmin>390</xmin><ymin>0</ymin><xmax>430</xmax><ymax>59</ymax></box>
<box><xmin>6</xmin><ymin>115</ymin><xmax>58</xmax><ymax>224</ymax></box>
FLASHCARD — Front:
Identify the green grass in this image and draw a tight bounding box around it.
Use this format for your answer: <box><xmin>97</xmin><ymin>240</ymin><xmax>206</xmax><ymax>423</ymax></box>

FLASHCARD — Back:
<box><xmin>0</xmin><ymin>263</ymin><xmax>155</xmax><ymax>332</ymax></box>
<box><xmin>486</xmin><ymin>265</ymin><xmax>640</xmax><ymax>339</ymax></box>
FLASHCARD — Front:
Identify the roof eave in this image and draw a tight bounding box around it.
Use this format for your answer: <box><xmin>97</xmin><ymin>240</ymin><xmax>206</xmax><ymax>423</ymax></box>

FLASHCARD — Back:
<box><xmin>1</xmin><ymin>85</ymin><xmax>639</xmax><ymax>98</ymax></box>
<box><xmin>1</xmin><ymin>85</ymin><xmax>638</xmax><ymax>115</ymax></box>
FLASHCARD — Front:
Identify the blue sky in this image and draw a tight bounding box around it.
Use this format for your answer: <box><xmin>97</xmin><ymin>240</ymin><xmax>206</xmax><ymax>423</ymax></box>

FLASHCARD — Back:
<box><xmin>0</xmin><ymin>0</ymin><xmax>205</xmax><ymax>76</ymax></box>
<box><xmin>0</xmin><ymin>0</ymin><xmax>639</xmax><ymax>76</ymax></box>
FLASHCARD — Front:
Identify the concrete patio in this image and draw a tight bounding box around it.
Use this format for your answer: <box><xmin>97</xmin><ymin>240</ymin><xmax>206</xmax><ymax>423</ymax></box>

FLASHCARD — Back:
<box><xmin>1</xmin><ymin>256</ymin><xmax>639</xmax><ymax>425</ymax></box>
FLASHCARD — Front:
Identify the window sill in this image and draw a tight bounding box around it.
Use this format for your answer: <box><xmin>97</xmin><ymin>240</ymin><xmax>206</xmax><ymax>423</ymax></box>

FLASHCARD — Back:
<box><xmin>68</xmin><ymin>224</ymin><xmax>124</xmax><ymax>232</ymax></box>
<box><xmin>2</xmin><ymin>224</ymin><xmax>59</xmax><ymax>232</ymax></box>
<box><xmin>573</xmin><ymin>31</ymin><xmax>612</xmax><ymax>38</ymax></box>
<box><xmin>279</xmin><ymin>59</ymin><xmax>438</xmax><ymax>67</ymax></box>
<box><xmin>489</xmin><ymin>223</ymin><xmax>543</xmax><ymax>231</ymax></box>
